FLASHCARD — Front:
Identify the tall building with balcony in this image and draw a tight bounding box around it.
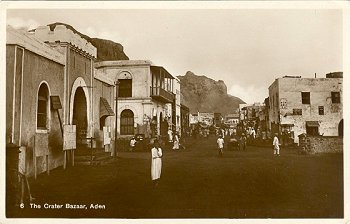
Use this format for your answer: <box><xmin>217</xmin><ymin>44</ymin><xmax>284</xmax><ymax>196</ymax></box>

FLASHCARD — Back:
<box><xmin>94</xmin><ymin>60</ymin><xmax>179</xmax><ymax>139</ymax></box>
<box><xmin>268</xmin><ymin>73</ymin><xmax>343</xmax><ymax>143</ymax></box>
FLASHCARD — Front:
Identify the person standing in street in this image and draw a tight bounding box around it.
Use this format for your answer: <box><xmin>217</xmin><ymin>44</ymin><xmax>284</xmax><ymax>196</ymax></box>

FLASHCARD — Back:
<box><xmin>168</xmin><ymin>128</ymin><xmax>173</xmax><ymax>143</ymax></box>
<box><xmin>221</xmin><ymin>128</ymin><xmax>225</xmax><ymax>138</ymax></box>
<box><xmin>151</xmin><ymin>140</ymin><xmax>163</xmax><ymax>187</ymax></box>
<box><xmin>129</xmin><ymin>136</ymin><xmax>136</xmax><ymax>151</ymax></box>
<box><xmin>251</xmin><ymin>128</ymin><xmax>256</xmax><ymax>139</ymax></box>
<box><xmin>240</xmin><ymin>133</ymin><xmax>247</xmax><ymax>151</ymax></box>
<box><xmin>273</xmin><ymin>133</ymin><xmax>281</xmax><ymax>156</ymax></box>
<box><xmin>173</xmin><ymin>132</ymin><xmax>180</xmax><ymax>150</ymax></box>
<box><xmin>217</xmin><ymin>135</ymin><xmax>224</xmax><ymax>157</ymax></box>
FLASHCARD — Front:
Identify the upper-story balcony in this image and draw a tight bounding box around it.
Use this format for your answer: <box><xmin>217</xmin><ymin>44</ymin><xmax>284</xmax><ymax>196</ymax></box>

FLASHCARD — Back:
<box><xmin>150</xmin><ymin>65</ymin><xmax>175</xmax><ymax>103</ymax></box>
<box><xmin>150</xmin><ymin>86</ymin><xmax>175</xmax><ymax>103</ymax></box>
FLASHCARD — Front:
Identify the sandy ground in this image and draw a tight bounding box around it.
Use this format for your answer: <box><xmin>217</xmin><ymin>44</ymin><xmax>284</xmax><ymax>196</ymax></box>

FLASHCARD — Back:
<box><xmin>8</xmin><ymin>135</ymin><xmax>343</xmax><ymax>218</ymax></box>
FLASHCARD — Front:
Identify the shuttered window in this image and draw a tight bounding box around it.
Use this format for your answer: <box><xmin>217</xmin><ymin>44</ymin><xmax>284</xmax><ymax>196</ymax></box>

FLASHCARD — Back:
<box><xmin>301</xmin><ymin>92</ymin><xmax>310</xmax><ymax>104</ymax></box>
<box><xmin>118</xmin><ymin>79</ymin><xmax>132</xmax><ymax>97</ymax></box>
<box><xmin>331</xmin><ymin>92</ymin><xmax>340</xmax><ymax>104</ymax></box>
<box><xmin>120</xmin><ymin>109</ymin><xmax>134</xmax><ymax>135</ymax></box>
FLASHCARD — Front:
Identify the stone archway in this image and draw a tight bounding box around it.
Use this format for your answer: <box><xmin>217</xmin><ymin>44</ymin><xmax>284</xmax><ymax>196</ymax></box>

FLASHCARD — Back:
<box><xmin>72</xmin><ymin>87</ymin><xmax>88</xmax><ymax>146</ymax></box>
<box><xmin>69</xmin><ymin>77</ymin><xmax>91</xmax><ymax>147</ymax></box>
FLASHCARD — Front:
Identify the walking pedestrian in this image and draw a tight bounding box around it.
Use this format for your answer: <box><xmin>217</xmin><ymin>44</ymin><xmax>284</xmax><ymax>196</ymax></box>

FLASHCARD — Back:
<box><xmin>151</xmin><ymin>140</ymin><xmax>163</xmax><ymax>187</ymax></box>
<box><xmin>217</xmin><ymin>135</ymin><xmax>224</xmax><ymax>157</ymax></box>
<box><xmin>273</xmin><ymin>133</ymin><xmax>281</xmax><ymax>156</ymax></box>
<box><xmin>173</xmin><ymin>132</ymin><xmax>180</xmax><ymax>150</ymax></box>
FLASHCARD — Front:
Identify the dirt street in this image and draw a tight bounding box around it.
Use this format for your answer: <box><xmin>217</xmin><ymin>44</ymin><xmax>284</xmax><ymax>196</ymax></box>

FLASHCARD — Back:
<box><xmin>10</xmin><ymin>136</ymin><xmax>343</xmax><ymax>218</ymax></box>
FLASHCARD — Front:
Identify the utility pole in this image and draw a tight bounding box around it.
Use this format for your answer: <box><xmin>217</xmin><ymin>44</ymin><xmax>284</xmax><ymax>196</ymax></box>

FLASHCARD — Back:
<box><xmin>114</xmin><ymin>81</ymin><xmax>120</xmax><ymax>158</ymax></box>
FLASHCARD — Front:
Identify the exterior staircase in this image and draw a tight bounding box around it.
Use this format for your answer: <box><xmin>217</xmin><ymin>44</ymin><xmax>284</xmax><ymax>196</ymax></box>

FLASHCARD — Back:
<box><xmin>74</xmin><ymin>146</ymin><xmax>114</xmax><ymax>166</ymax></box>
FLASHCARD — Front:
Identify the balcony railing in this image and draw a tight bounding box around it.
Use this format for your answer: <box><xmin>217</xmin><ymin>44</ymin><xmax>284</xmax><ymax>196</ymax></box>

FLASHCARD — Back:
<box><xmin>150</xmin><ymin>86</ymin><xmax>175</xmax><ymax>103</ymax></box>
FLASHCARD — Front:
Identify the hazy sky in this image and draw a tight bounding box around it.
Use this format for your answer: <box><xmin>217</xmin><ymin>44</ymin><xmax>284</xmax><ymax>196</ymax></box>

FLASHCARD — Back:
<box><xmin>6</xmin><ymin>8</ymin><xmax>343</xmax><ymax>104</ymax></box>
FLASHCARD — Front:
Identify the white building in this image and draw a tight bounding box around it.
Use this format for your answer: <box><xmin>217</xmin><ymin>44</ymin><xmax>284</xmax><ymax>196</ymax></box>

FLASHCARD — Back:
<box><xmin>268</xmin><ymin>74</ymin><xmax>343</xmax><ymax>143</ymax></box>
<box><xmin>198</xmin><ymin>112</ymin><xmax>214</xmax><ymax>126</ymax></box>
<box><xmin>224</xmin><ymin>114</ymin><xmax>240</xmax><ymax>127</ymax></box>
<box><xmin>94</xmin><ymin>60</ymin><xmax>180</xmax><ymax>139</ymax></box>
<box><xmin>189</xmin><ymin>114</ymin><xmax>199</xmax><ymax>125</ymax></box>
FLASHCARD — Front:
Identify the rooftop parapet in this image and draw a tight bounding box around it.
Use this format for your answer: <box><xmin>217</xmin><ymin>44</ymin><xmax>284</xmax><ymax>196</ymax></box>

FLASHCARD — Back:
<box><xmin>7</xmin><ymin>26</ymin><xmax>65</xmax><ymax>65</ymax></box>
<box><xmin>94</xmin><ymin>60</ymin><xmax>153</xmax><ymax>68</ymax></box>
<box><xmin>326</xmin><ymin>72</ymin><xmax>343</xmax><ymax>78</ymax></box>
<box><xmin>30</xmin><ymin>25</ymin><xmax>97</xmax><ymax>58</ymax></box>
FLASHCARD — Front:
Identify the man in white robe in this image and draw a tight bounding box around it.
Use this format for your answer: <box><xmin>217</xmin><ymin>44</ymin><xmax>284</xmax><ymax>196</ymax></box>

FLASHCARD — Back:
<box><xmin>151</xmin><ymin>140</ymin><xmax>163</xmax><ymax>186</ymax></box>
<box><xmin>273</xmin><ymin>133</ymin><xmax>281</xmax><ymax>156</ymax></box>
<box><xmin>173</xmin><ymin>133</ymin><xmax>179</xmax><ymax>150</ymax></box>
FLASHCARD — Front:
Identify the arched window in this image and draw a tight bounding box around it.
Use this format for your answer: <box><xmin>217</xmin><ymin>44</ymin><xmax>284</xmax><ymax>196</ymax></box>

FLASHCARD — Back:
<box><xmin>37</xmin><ymin>83</ymin><xmax>49</xmax><ymax>129</ymax></box>
<box><xmin>120</xmin><ymin>109</ymin><xmax>134</xmax><ymax>135</ymax></box>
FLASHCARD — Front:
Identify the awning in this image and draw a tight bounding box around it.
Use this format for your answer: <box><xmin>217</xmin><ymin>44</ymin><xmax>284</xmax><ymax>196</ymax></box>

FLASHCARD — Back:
<box><xmin>100</xmin><ymin>97</ymin><xmax>115</xmax><ymax>118</ymax></box>
<box><xmin>150</xmin><ymin>66</ymin><xmax>174</xmax><ymax>79</ymax></box>
<box><xmin>306</xmin><ymin>121</ymin><xmax>319</xmax><ymax>127</ymax></box>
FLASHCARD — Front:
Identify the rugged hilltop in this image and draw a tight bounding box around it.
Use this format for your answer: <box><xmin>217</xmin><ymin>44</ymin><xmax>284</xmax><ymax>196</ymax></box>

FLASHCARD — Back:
<box><xmin>47</xmin><ymin>22</ymin><xmax>129</xmax><ymax>61</ymax></box>
<box><xmin>178</xmin><ymin>71</ymin><xmax>245</xmax><ymax>114</ymax></box>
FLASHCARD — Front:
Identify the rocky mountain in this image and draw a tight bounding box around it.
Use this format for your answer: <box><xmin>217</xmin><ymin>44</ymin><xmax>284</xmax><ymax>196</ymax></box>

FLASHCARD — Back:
<box><xmin>47</xmin><ymin>22</ymin><xmax>129</xmax><ymax>61</ymax></box>
<box><xmin>178</xmin><ymin>71</ymin><xmax>245</xmax><ymax>115</ymax></box>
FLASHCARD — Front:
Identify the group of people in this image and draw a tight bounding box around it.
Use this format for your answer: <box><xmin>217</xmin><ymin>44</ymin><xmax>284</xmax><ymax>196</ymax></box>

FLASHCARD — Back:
<box><xmin>149</xmin><ymin>127</ymin><xmax>281</xmax><ymax>188</ymax></box>
<box><xmin>216</xmin><ymin>132</ymin><xmax>281</xmax><ymax>157</ymax></box>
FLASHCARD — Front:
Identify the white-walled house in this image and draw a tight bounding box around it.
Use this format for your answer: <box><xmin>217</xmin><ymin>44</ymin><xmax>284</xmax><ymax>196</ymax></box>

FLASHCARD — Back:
<box><xmin>94</xmin><ymin>60</ymin><xmax>179</xmax><ymax>139</ymax></box>
<box><xmin>268</xmin><ymin>74</ymin><xmax>343</xmax><ymax>143</ymax></box>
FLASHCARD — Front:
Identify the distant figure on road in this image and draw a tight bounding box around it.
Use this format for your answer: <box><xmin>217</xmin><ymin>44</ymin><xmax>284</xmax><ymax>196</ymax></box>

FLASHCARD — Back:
<box><xmin>168</xmin><ymin>128</ymin><xmax>173</xmax><ymax>143</ymax></box>
<box><xmin>240</xmin><ymin>133</ymin><xmax>247</xmax><ymax>151</ymax></box>
<box><xmin>151</xmin><ymin>140</ymin><xmax>163</xmax><ymax>187</ymax></box>
<box><xmin>129</xmin><ymin>137</ymin><xmax>136</xmax><ymax>151</ymax></box>
<box><xmin>250</xmin><ymin>128</ymin><xmax>256</xmax><ymax>139</ymax></box>
<box><xmin>217</xmin><ymin>135</ymin><xmax>224</xmax><ymax>157</ymax></box>
<box><xmin>173</xmin><ymin>133</ymin><xmax>180</xmax><ymax>150</ymax></box>
<box><xmin>273</xmin><ymin>133</ymin><xmax>281</xmax><ymax>156</ymax></box>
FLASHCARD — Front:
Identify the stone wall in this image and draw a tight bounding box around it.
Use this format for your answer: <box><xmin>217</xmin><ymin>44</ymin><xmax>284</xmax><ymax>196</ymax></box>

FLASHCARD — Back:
<box><xmin>308</xmin><ymin>136</ymin><xmax>343</xmax><ymax>153</ymax></box>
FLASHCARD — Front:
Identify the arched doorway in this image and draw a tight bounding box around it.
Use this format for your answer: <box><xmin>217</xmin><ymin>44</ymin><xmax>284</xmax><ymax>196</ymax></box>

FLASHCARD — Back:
<box><xmin>338</xmin><ymin>119</ymin><xmax>343</xmax><ymax>137</ymax></box>
<box><xmin>72</xmin><ymin>87</ymin><xmax>88</xmax><ymax>146</ymax></box>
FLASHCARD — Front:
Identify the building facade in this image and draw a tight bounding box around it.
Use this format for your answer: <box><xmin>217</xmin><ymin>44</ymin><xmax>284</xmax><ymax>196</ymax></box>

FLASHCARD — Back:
<box><xmin>94</xmin><ymin>60</ymin><xmax>180</xmax><ymax>139</ymax></box>
<box><xmin>224</xmin><ymin>114</ymin><xmax>240</xmax><ymax>127</ymax></box>
<box><xmin>180</xmin><ymin>104</ymin><xmax>190</xmax><ymax>136</ymax></box>
<box><xmin>7</xmin><ymin>26</ymin><xmax>66</xmax><ymax>176</ymax></box>
<box><xmin>268</xmin><ymin>75</ymin><xmax>343</xmax><ymax>143</ymax></box>
<box><xmin>198</xmin><ymin>112</ymin><xmax>214</xmax><ymax>126</ymax></box>
<box><xmin>6</xmin><ymin>25</ymin><xmax>116</xmax><ymax>177</ymax></box>
<box><xmin>173</xmin><ymin>78</ymin><xmax>182</xmax><ymax>134</ymax></box>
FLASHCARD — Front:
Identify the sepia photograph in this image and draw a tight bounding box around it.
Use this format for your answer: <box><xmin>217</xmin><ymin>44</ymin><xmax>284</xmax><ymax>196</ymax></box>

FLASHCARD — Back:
<box><xmin>1</xmin><ymin>1</ymin><xmax>348</xmax><ymax>222</ymax></box>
